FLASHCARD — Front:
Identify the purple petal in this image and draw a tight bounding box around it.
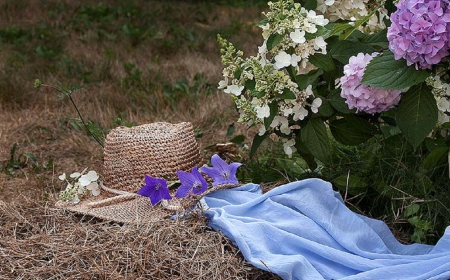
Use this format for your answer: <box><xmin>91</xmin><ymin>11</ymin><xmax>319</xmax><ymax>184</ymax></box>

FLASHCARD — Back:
<box><xmin>177</xmin><ymin>170</ymin><xmax>196</xmax><ymax>186</ymax></box>
<box><xmin>191</xmin><ymin>167</ymin><xmax>208</xmax><ymax>195</ymax></box>
<box><xmin>211</xmin><ymin>154</ymin><xmax>231</xmax><ymax>174</ymax></box>
<box><xmin>199</xmin><ymin>165</ymin><xmax>222</xmax><ymax>180</ymax></box>
<box><xmin>137</xmin><ymin>184</ymin><xmax>155</xmax><ymax>197</ymax></box>
<box><xmin>175</xmin><ymin>184</ymin><xmax>192</xmax><ymax>198</ymax></box>
<box><xmin>229</xmin><ymin>162</ymin><xmax>242</xmax><ymax>176</ymax></box>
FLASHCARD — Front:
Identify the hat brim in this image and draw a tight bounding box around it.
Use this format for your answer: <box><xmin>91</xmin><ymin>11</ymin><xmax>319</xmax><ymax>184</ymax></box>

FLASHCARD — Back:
<box><xmin>55</xmin><ymin>183</ymin><xmax>240</xmax><ymax>224</ymax></box>
<box><xmin>55</xmin><ymin>196</ymin><xmax>175</xmax><ymax>224</ymax></box>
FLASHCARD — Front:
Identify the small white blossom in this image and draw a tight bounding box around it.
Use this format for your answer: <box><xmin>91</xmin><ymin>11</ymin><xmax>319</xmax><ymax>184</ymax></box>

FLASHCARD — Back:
<box><xmin>218</xmin><ymin>79</ymin><xmax>228</xmax><ymax>89</ymax></box>
<box><xmin>311</xmin><ymin>98</ymin><xmax>323</xmax><ymax>113</ymax></box>
<box><xmin>256</xmin><ymin>104</ymin><xmax>271</xmax><ymax>119</ymax></box>
<box><xmin>437</xmin><ymin>97</ymin><xmax>450</xmax><ymax>112</ymax></box>
<box><xmin>58</xmin><ymin>173</ymin><xmax>66</xmax><ymax>181</ymax></box>
<box><xmin>290</xmin><ymin>29</ymin><xmax>306</xmax><ymax>44</ymax></box>
<box><xmin>283</xmin><ymin>139</ymin><xmax>297</xmax><ymax>158</ymax></box>
<box><xmin>224</xmin><ymin>85</ymin><xmax>244</xmax><ymax>96</ymax></box>
<box><xmin>274</xmin><ymin>51</ymin><xmax>292</xmax><ymax>69</ymax></box>
<box><xmin>87</xmin><ymin>182</ymin><xmax>100</xmax><ymax>196</ymax></box>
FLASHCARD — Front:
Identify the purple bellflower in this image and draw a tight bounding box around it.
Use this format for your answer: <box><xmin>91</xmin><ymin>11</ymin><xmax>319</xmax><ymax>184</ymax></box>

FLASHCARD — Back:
<box><xmin>199</xmin><ymin>154</ymin><xmax>242</xmax><ymax>186</ymax></box>
<box><xmin>137</xmin><ymin>175</ymin><xmax>172</xmax><ymax>206</ymax></box>
<box><xmin>175</xmin><ymin>167</ymin><xmax>208</xmax><ymax>198</ymax></box>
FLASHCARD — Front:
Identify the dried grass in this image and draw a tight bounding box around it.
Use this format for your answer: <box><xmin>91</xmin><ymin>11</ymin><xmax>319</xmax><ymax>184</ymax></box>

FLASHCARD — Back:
<box><xmin>0</xmin><ymin>197</ymin><xmax>281</xmax><ymax>280</ymax></box>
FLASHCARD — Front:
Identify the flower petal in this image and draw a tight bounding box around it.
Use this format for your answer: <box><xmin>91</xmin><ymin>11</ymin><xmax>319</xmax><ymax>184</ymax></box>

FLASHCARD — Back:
<box><xmin>70</xmin><ymin>172</ymin><xmax>81</xmax><ymax>178</ymax></box>
<box><xmin>85</xmin><ymin>171</ymin><xmax>99</xmax><ymax>181</ymax></box>
<box><xmin>86</xmin><ymin>182</ymin><xmax>99</xmax><ymax>190</ymax></box>
<box><xmin>58</xmin><ymin>173</ymin><xmax>66</xmax><ymax>181</ymax></box>
<box><xmin>211</xmin><ymin>154</ymin><xmax>231</xmax><ymax>174</ymax></box>
<box><xmin>175</xmin><ymin>184</ymin><xmax>192</xmax><ymax>198</ymax></box>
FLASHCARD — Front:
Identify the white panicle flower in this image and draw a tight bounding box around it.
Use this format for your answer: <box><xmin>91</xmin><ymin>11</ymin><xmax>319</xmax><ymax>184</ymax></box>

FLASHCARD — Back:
<box><xmin>293</xmin><ymin>106</ymin><xmax>309</xmax><ymax>121</ymax></box>
<box><xmin>261</xmin><ymin>23</ymin><xmax>271</xmax><ymax>39</ymax></box>
<box><xmin>224</xmin><ymin>85</ymin><xmax>244</xmax><ymax>96</ymax></box>
<box><xmin>290</xmin><ymin>54</ymin><xmax>302</xmax><ymax>67</ymax></box>
<box><xmin>311</xmin><ymin>98</ymin><xmax>323</xmax><ymax>113</ymax></box>
<box><xmin>283</xmin><ymin>139</ymin><xmax>297</xmax><ymax>158</ymax></box>
<box><xmin>290</xmin><ymin>29</ymin><xmax>306</xmax><ymax>44</ymax></box>
<box><xmin>87</xmin><ymin>182</ymin><xmax>100</xmax><ymax>196</ymax></box>
<box><xmin>58</xmin><ymin>173</ymin><xmax>66</xmax><ymax>181</ymax></box>
<box><xmin>70</xmin><ymin>172</ymin><xmax>82</xmax><ymax>178</ymax></box>
<box><xmin>79</xmin><ymin>171</ymin><xmax>99</xmax><ymax>187</ymax></box>
<box><xmin>256</xmin><ymin>104</ymin><xmax>271</xmax><ymax>119</ymax></box>
<box><xmin>437</xmin><ymin>97</ymin><xmax>450</xmax><ymax>112</ymax></box>
<box><xmin>274</xmin><ymin>51</ymin><xmax>292</xmax><ymax>69</ymax></box>
<box><xmin>218</xmin><ymin>79</ymin><xmax>228</xmax><ymax>89</ymax></box>
<box><xmin>313</xmin><ymin>37</ymin><xmax>327</xmax><ymax>52</ymax></box>
<box><xmin>258</xmin><ymin>125</ymin><xmax>266</xmax><ymax>136</ymax></box>
<box><xmin>438</xmin><ymin>112</ymin><xmax>450</xmax><ymax>125</ymax></box>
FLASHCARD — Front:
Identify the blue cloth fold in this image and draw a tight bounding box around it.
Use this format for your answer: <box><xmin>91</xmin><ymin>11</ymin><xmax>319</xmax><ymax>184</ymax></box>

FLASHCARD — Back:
<box><xmin>201</xmin><ymin>178</ymin><xmax>450</xmax><ymax>280</ymax></box>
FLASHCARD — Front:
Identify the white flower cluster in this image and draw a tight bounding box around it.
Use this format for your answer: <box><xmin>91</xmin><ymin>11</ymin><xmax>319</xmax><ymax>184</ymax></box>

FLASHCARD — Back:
<box><xmin>427</xmin><ymin>75</ymin><xmax>450</xmax><ymax>125</ymax></box>
<box><xmin>316</xmin><ymin>0</ymin><xmax>388</xmax><ymax>33</ymax></box>
<box><xmin>218</xmin><ymin>0</ymin><xmax>327</xmax><ymax>157</ymax></box>
<box><xmin>59</xmin><ymin>168</ymin><xmax>100</xmax><ymax>204</ymax></box>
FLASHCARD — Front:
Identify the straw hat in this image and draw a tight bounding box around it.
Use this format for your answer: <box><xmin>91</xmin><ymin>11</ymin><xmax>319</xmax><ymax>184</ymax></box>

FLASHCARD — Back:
<box><xmin>56</xmin><ymin>122</ymin><xmax>205</xmax><ymax>224</ymax></box>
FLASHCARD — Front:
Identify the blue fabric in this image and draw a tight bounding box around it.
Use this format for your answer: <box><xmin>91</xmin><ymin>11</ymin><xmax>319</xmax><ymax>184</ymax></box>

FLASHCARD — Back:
<box><xmin>201</xmin><ymin>178</ymin><xmax>450</xmax><ymax>280</ymax></box>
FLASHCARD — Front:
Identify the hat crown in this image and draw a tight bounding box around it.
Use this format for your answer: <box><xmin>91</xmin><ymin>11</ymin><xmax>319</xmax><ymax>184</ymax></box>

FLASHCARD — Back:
<box><xmin>103</xmin><ymin>122</ymin><xmax>202</xmax><ymax>193</ymax></box>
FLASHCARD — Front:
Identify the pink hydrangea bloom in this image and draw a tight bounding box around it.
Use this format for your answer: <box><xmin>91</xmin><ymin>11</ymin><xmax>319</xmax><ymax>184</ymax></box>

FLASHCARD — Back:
<box><xmin>340</xmin><ymin>53</ymin><xmax>403</xmax><ymax>115</ymax></box>
<box><xmin>387</xmin><ymin>0</ymin><xmax>450</xmax><ymax>69</ymax></box>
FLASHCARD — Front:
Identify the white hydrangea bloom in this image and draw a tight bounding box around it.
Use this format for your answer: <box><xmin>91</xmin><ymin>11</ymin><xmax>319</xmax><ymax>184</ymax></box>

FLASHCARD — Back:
<box><xmin>311</xmin><ymin>98</ymin><xmax>323</xmax><ymax>113</ymax></box>
<box><xmin>282</xmin><ymin>138</ymin><xmax>297</xmax><ymax>158</ymax></box>
<box><xmin>290</xmin><ymin>29</ymin><xmax>306</xmax><ymax>44</ymax></box>
<box><xmin>274</xmin><ymin>51</ymin><xmax>292</xmax><ymax>69</ymax></box>
<box><xmin>58</xmin><ymin>173</ymin><xmax>66</xmax><ymax>181</ymax></box>
<box><xmin>218</xmin><ymin>79</ymin><xmax>228</xmax><ymax>89</ymax></box>
<box><xmin>437</xmin><ymin>97</ymin><xmax>450</xmax><ymax>113</ymax></box>
<box><xmin>87</xmin><ymin>182</ymin><xmax>100</xmax><ymax>196</ymax></box>
<box><xmin>224</xmin><ymin>85</ymin><xmax>244</xmax><ymax>96</ymax></box>
<box><xmin>256</xmin><ymin>105</ymin><xmax>271</xmax><ymax>119</ymax></box>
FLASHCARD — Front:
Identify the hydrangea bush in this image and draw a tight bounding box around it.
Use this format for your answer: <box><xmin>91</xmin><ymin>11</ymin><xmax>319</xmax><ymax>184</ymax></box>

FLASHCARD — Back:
<box><xmin>219</xmin><ymin>0</ymin><xmax>450</xmax><ymax>165</ymax></box>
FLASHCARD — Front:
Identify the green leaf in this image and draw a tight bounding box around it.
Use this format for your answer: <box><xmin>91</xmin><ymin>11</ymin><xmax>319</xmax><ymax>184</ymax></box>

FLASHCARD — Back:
<box><xmin>397</xmin><ymin>84</ymin><xmax>438</xmax><ymax>150</ymax></box>
<box><xmin>300</xmin><ymin>118</ymin><xmax>331</xmax><ymax>163</ymax></box>
<box><xmin>279</xmin><ymin>88</ymin><xmax>296</xmax><ymax>99</ymax></box>
<box><xmin>295</xmin><ymin>138</ymin><xmax>318</xmax><ymax>170</ymax></box>
<box><xmin>226</xmin><ymin>124</ymin><xmax>235</xmax><ymax>137</ymax></box>
<box><xmin>361</xmin><ymin>51</ymin><xmax>429</xmax><ymax>90</ymax></box>
<box><xmin>245</xmin><ymin>79</ymin><xmax>256</xmax><ymax>90</ymax></box>
<box><xmin>301</xmin><ymin>0</ymin><xmax>317</xmax><ymax>10</ymax></box>
<box><xmin>361</xmin><ymin>29</ymin><xmax>389</xmax><ymax>49</ymax></box>
<box><xmin>266</xmin><ymin>33</ymin><xmax>283</xmax><ymax>51</ymax></box>
<box><xmin>339</xmin><ymin>7</ymin><xmax>379</xmax><ymax>40</ymax></box>
<box><xmin>329</xmin><ymin>40</ymin><xmax>376</xmax><ymax>64</ymax></box>
<box><xmin>234</xmin><ymin>68</ymin><xmax>242</xmax><ymax>79</ymax></box>
<box><xmin>333</xmin><ymin>174</ymin><xmax>367</xmax><ymax>195</ymax></box>
<box><xmin>330</xmin><ymin>117</ymin><xmax>374</xmax><ymax>146</ymax></box>
<box><xmin>328</xmin><ymin>89</ymin><xmax>353</xmax><ymax>114</ymax></box>
<box><xmin>264</xmin><ymin>102</ymin><xmax>278</xmax><ymax>130</ymax></box>
<box><xmin>329</xmin><ymin>23</ymin><xmax>353</xmax><ymax>37</ymax></box>
<box><xmin>296</xmin><ymin>69</ymin><xmax>323</xmax><ymax>90</ymax></box>
<box><xmin>420</xmin><ymin>147</ymin><xmax>449</xmax><ymax>171</ymax></box>
<box><xmin>250</xmin><ymin>133</ymin><xmax>266</xmax><ymax>158</ymax></box>
<box><xmin>251</xmin><ymin>91</ymin><xmax>265</xmax><ymax>98</ymax></box>
<box><xmin>403</xmin><ymin>204</ymin><xmax>420</xmax><ymax>218</ymax></box>
<box><xmin>230</xmin><ymin>135</ymin><xmax>245</xmax><ymax>145</ymax></box>
<box><xmin>309</xmin><ymin>53</ymin><xmax>335</xmax><ymax>72</ymax></box>
<box><xmin>317</xmin><ymin>97</ymin><xmax>335</xmax><ymax>117</ymax></box>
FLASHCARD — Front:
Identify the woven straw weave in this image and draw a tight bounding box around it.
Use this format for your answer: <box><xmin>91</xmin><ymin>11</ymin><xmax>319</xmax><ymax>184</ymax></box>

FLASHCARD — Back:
<box><xmin>103</xmin><ymin>122</ymin><xmax>202</xmax><ymax>193</ymax></box>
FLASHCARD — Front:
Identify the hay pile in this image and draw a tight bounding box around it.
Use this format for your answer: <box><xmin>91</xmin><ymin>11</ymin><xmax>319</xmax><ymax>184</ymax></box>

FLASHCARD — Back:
<box><xmin>0</xmin><ymin>198</ymin><xmax>281</xmax><ymax>279</ymax></box>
